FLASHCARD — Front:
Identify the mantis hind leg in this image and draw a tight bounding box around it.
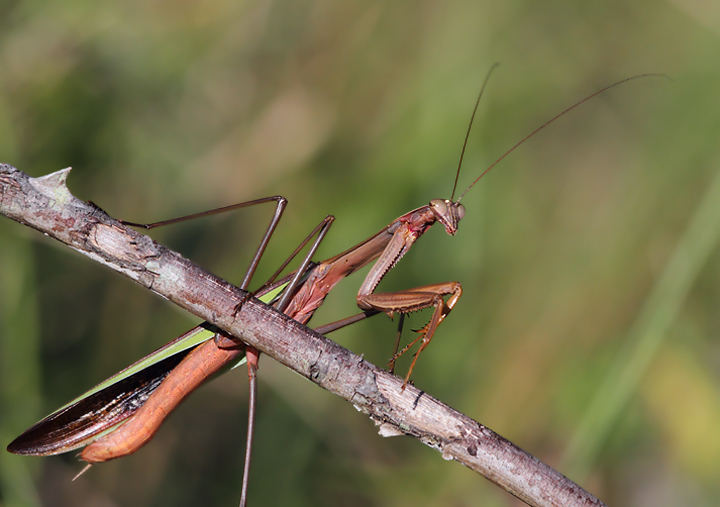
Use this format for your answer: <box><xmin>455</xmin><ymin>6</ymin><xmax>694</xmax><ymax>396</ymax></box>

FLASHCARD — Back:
<box><xmin>239</xmin><ymin>346</ymin><xmax>260</xmax><ymax>507</ymax></box>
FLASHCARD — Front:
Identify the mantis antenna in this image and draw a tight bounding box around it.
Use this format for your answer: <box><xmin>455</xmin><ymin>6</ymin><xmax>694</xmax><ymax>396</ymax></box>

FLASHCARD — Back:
<box><xmin>453</xmin><ymin>72</ymin><xmax>668</xmax><ymax>204</ymax></box>
<box><xmin>450</xmin><ymin>62</ymin><xmax>501</xmax><ymax>201</ymax></box>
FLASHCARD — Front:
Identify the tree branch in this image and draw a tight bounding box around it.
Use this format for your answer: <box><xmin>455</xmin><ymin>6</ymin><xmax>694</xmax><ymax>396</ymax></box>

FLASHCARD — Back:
<box><xmin>0</xmin><ymin>163</ymin><xmax>606</xmax><ymax>507</ymax></box>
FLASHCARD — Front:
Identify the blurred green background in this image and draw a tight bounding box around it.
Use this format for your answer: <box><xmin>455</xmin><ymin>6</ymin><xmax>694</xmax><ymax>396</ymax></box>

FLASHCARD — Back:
<box><xmin>1</xmin><ymin>1</ymin><xmax>719</xmax><ymax>506</ymax></box>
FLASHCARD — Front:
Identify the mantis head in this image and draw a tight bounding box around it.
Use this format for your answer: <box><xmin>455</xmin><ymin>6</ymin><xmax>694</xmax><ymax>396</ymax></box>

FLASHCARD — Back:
<box><xmin>430</xmin><ymin>199</ymin><xmax>465</xmax><ymax>236</ymax></box>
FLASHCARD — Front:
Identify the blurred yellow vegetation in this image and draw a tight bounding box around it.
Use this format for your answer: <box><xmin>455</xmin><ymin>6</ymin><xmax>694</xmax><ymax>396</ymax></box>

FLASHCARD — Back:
<box><xmin>643</xmin><ymin>344</ymin><xmax>720</xmax><ymax>483</ymax></box>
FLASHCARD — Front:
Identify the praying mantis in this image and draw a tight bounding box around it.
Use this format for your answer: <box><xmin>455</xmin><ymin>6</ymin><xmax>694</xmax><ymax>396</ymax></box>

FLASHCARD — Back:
<box><xmin>6</xmin><ymin>71</ymin><xmax>656</xmax><ymax>505</ymax></box>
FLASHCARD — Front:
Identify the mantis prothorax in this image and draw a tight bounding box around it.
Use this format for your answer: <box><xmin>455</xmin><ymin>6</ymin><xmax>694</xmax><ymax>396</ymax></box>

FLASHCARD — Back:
<box><xmin>8</xmin><ymin>70</ymin><xmax>658</xmax><ymax>504</ymax></box>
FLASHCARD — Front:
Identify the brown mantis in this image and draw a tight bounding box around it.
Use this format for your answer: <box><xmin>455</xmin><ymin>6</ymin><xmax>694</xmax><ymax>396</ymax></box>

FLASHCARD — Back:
<box><xmin>7</xmin><ymin>70</ymin><xmax>657</xmax><ymax>505</ymax></box>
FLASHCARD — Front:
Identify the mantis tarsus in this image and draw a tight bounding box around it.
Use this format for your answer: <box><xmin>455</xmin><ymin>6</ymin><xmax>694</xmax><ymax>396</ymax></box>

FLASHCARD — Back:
<box><xmin>7</xmin><ymin>70</ymin><xmax>657</xmax><ymax>504</ymax></box>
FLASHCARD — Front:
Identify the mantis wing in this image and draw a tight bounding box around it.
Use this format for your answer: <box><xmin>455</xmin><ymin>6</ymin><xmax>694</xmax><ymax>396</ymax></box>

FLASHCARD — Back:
<box><xmin>7</xmin><ymin>324</ymin><xmax>222</xmax><ymax>456</ymax></box>
<box><xmin>7</xmin><ymin>281</ymin><xmax>290</xmax><ymax>456</ymax></box>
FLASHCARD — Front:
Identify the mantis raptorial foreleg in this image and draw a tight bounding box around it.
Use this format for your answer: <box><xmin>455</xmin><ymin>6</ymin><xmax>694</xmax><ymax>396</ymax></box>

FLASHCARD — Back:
<box><xmin>374</xmin><ymin>281</ymin><xmax>463</xmax><ymax>373</ymax></box>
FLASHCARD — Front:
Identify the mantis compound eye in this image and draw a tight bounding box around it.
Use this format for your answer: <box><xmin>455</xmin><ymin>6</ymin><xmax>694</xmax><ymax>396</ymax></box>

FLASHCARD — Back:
<box><xmin>456</xmin><ymin>203</ymin><xmax>466</xmax><ymax>221</ymax></box>
<box><xmin>430</xmin><ymin>199</ymin><xmax>448</xmax><ymax>216</ymax></box>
